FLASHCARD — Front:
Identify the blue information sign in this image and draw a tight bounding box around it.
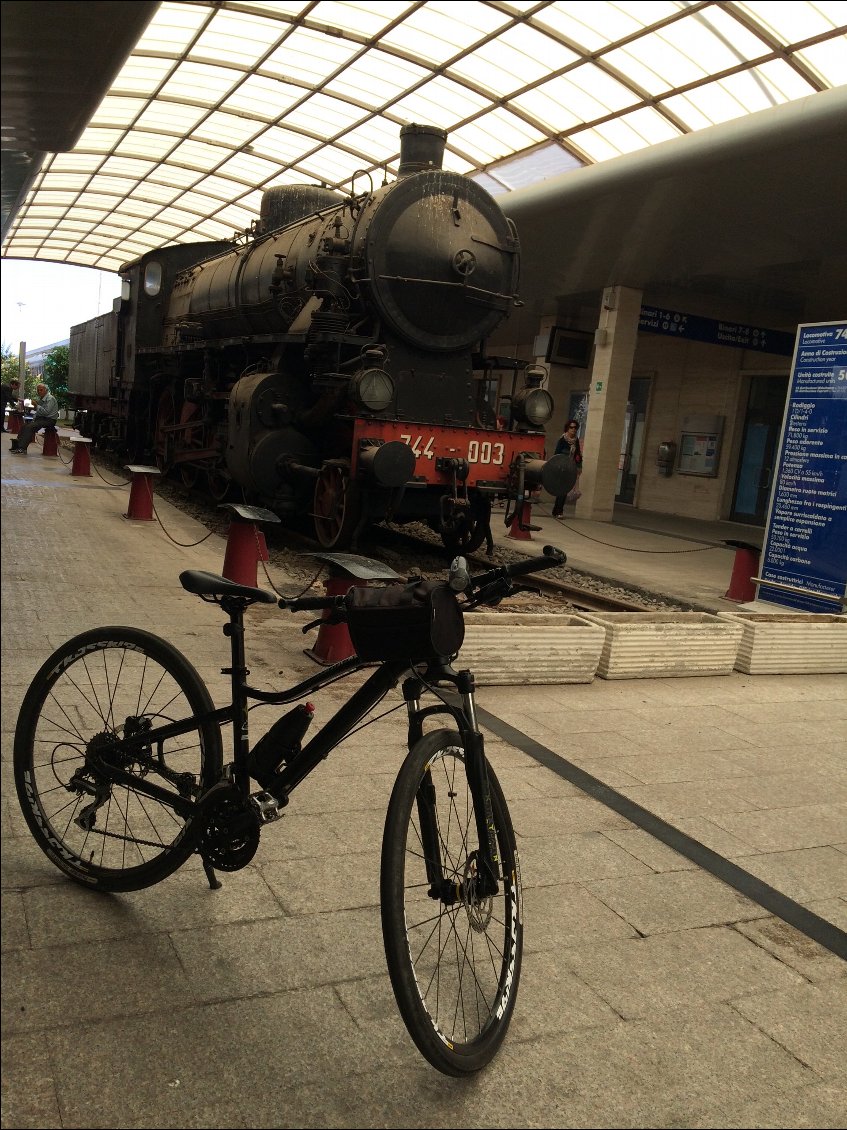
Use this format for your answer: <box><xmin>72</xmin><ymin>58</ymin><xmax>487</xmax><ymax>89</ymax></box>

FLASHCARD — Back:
<box><xmin>758</xmin><ymin>321</ymin><xmax>847</xmax><ymax>614</ymax></box>
<box><xmin>638</xmin><ymin>306</ymin><xmax>795</xmax><ymax>356</ymax></box>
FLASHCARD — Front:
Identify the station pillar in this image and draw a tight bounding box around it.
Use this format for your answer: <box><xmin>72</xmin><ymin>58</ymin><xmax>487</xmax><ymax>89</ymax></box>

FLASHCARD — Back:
<box><xmin>576</xmin><ymin>285</ymin><xmax>642</xmax><ymax>523</ymax></box>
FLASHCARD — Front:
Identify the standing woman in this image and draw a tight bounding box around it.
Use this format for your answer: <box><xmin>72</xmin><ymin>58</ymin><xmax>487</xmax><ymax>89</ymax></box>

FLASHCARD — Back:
<box><xmin>551</xmin><ymin>419</ymin><xmax>583</xmax><ymax>519</ymax></box>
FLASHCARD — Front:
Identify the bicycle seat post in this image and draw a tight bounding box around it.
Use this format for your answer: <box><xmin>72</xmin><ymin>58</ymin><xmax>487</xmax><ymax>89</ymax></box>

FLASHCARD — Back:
<box><xmin>220</xmin><ymin>596</ymin><xmax>251</xmax><ymax>791</ymax></box>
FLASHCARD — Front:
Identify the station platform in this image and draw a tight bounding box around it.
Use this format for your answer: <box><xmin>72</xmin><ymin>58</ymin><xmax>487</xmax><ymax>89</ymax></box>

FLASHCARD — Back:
<box><xmin>490</xmin><ymin>498</ymin><xmax>769</xmax><ymax>612</ymax></box>
<box><xmin>2</xmin><ymin>440</ymin><xmax>845</xmax><ymax>1129</ymax></box>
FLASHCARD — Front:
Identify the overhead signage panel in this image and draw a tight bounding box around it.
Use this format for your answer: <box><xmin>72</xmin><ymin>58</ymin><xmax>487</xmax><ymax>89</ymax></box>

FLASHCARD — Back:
<box><xmin>638</xmin><ymin>307</ymin><xmax>795</xmax><ymax>355</ymax></box>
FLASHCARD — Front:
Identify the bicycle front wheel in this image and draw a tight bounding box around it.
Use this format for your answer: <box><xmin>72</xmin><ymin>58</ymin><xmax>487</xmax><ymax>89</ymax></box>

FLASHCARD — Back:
<box><xmin>381</xmin><ymin>729</ymin><xmax>523</xmax><ymax>1075</ymax></box>
<box><xmin>14</xmin><ymin>627</ymin><xmax>223</xmax><ymax>892</ymax></box>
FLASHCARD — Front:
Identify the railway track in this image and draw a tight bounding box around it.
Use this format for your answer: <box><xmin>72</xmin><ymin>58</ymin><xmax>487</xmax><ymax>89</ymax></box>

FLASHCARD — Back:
<box><xmin>494</xmin><ymin>569</ymin><xmax>650</xmax><ymax>614</ymax></box>
<box><xmin>89</xmin><ymin>447</ymin><xmax>678</xmax><ymax>616</ymax></box>
<box><xmin>314</xmin><ymin>521</ymin><xmax>663</xmax><ymax>614</ymax></box>
<box><xmin>276</xmin><ymin>528</ymin><xmax>647</xmax><ymax>613</ymax></box>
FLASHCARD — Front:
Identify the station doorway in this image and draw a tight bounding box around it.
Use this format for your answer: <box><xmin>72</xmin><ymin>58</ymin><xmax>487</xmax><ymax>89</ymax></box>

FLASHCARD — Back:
<box><xmin>568</xmin><ymin>378</ymin><xmax>652</xmax><ymax>507</ymax></box>
<box><xmin>730</xmin><ymin>373</ymin><xmax>789</xmax><ymax>525</ymax></box>
<box><xmin>615</xmin><ymin>376</ymin><xmax>651</xmax><ymax>505</ymax></box>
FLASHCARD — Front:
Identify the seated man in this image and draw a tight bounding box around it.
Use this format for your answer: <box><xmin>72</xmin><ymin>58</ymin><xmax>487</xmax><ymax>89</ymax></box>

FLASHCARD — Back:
<box><xmin>10</xmin><ymin>383</ymin><xmax>59</xmax><ymax>454</ymax></box>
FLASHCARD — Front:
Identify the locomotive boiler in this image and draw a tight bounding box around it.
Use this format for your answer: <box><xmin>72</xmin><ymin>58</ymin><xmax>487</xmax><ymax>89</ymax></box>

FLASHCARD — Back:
<box><xmin>69</xmin><ymin>124</ymin><xmax>573</xmax><ymax>552</ymax></box>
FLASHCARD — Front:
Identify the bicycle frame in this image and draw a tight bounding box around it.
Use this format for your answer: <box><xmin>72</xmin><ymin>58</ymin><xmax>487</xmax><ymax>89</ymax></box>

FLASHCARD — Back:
<box><xmin>16</xmin><ymin>551</ymin><xmax>572</xmax><ymax>1073</ymax></box>
<box><xmin>88</xmin><ymin>595</ymin><xmax>501</xmax><ymax>894</ymax></box>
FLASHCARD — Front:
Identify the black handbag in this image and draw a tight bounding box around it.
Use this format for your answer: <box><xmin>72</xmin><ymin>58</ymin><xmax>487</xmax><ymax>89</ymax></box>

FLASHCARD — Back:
<box><xmin>344</xmin><ymin>580</ymin><xmax>465</xmax><ymax>662</ymax></box>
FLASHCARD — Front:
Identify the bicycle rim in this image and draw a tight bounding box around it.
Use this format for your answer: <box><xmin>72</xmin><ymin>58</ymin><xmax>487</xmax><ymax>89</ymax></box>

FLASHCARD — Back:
<box><xmin>381</xmin><ymin>729</ymin><xmax>522</xmax><ymax>1075</ymax></box>
<box><xmin>14</xmin><ymin>627</ymin><xmax>223</xmax><ymax>892</ymax></box>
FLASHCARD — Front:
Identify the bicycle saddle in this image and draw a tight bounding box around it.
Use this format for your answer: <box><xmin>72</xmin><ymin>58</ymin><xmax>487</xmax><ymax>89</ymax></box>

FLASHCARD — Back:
<box><xmin>179</xmin><ymin>570</ymin><xmax>277</xmax><ymax>604</ymax></box>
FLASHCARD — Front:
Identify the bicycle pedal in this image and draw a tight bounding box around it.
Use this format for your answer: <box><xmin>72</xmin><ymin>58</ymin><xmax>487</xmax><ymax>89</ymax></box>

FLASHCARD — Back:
<box><xmin>252</xmin><ymin>791</ymin><xmax>285</xmax><ymax>823</ymax></box>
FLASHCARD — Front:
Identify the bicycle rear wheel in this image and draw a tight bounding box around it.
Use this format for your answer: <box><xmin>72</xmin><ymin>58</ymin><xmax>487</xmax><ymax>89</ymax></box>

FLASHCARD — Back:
<box><xmin>381</xmin><ymin>729</ymin><xmax>523</xmax><ymax>1075</ymax></box>
<box><xmin>14</xmin><ymin>627</ymin><xmax>223</xmax><ymax>892</ymax></box>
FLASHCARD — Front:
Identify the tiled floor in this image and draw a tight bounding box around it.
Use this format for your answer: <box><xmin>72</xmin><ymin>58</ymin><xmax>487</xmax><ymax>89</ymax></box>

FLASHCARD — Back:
<box><xmin>2</xmin><ymin>439</ymin><xmax>845</xmax><ymax>1129</ymax></box>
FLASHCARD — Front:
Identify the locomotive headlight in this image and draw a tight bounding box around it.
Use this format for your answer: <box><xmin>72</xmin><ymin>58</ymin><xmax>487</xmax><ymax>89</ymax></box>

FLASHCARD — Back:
<box><xmin>351</xmin><ymin>368</ymin><xmax>394</xmax><ymax>412</ymax></box>
<box><xmin>511</xmin><ymin>386</ymin><xmax>554</xmax><ymax>427</ymax></box>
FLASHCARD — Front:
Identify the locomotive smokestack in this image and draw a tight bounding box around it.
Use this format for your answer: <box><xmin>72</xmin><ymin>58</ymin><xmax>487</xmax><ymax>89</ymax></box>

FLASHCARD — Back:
<box><xmin>398</xmin><ymin>124</ymin><xmax>447</xmax><ymax>177</ymax></box>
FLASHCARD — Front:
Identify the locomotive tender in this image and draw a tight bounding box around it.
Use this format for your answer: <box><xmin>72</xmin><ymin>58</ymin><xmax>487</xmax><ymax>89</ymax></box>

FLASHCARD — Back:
<box><xmin>69</xmin><ymin>125</ymin><xmax>572</xmax><ymax>552</ymax></box>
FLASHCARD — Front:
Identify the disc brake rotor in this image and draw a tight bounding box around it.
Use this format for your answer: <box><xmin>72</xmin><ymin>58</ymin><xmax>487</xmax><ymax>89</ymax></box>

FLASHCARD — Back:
<box><xmin>463</xmin><ymin>851</ymin><xmax>494</xmax><ymax>932</ymax></box>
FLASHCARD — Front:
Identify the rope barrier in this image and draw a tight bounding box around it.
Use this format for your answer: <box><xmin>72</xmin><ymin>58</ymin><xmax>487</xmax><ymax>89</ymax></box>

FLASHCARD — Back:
<box><xmin>256</xmin><ymin>530</ymin><xmax>325</xmax><ymax>599</ymax></box>
<box><xmin>89</xmin><ymin>457</ymin><xmax>133</xmax><ymax>488</ymax></box>
<box><xmin>74</xmin><ymin>447</ymin><xmax>208</xmax><ymax>543</ymax></box>
<box><xmin>538</xmin><ymin>504</ymin><xmax>721</xmax><ymax>554</ymax></box>
<box><xmin>55</xmin><ymin>437</ymin><xmax>73</xmax><ymax>465</ymax></box>
<box><xmin>150</xmin><ymin>495</ymin><xmax>215</xmax><ymax>548</ymax></box>
<box><xmin>64</xmin><ymin>441</ymin><xmax>718</xmax><ymax>574</ymax></box>
<box><xmin>231</xmin><ymin>488</ymin><xmax>326</xmax><ymax>599</ymax></box>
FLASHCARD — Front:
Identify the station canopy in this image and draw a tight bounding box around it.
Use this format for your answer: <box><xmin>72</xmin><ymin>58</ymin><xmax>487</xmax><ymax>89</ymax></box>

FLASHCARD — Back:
<box><xmin>2</xmin><ymin>0</ymin><xmax>845</xmax><ymax>272</ymax></box>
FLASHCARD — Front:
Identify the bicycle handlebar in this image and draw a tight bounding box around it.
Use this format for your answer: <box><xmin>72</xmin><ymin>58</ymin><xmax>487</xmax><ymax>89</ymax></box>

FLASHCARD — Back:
<box><xmin>278</xmin><ymin>546</ymin><xmax>566</xmax><ymax>617</ymax></box>
<box><xmin>461</xmin><ymin>544</ymin><xmax>565</xmax><ymax>608</ymax></box>
<box><xmin>499</xmin><ymin>544</ymin><xmax>565</xmax><ymax>579</ymax></box>
<box><xmin>278</xmin><ymin>593</ymin><xmax>345</xmax><ymax>613</ymax></box>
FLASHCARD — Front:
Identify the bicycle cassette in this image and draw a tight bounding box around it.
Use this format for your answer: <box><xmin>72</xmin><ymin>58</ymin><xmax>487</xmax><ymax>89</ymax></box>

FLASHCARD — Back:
<box><xmin>195</xmin><ymin>781</ymin><xmax>260</xmax><ymax>872</ymax></box>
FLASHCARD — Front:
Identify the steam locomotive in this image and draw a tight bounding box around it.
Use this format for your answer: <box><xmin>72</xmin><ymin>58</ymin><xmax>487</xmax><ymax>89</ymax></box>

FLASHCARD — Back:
<box><xmin>69</xmin><ymin>124</ymin><xmax>572</xmax><ymax>552</ymax></box>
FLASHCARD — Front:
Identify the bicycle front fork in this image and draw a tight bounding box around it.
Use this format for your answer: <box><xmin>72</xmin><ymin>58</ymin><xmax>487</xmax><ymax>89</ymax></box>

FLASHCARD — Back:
<box><xmin>403</xmin><ymin>669</ymin><xmax>501</xmax><ymax>901</ymax></box>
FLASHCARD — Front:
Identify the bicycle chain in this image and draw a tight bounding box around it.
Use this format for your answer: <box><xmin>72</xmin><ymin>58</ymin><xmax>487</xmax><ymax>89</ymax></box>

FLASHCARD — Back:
<box><xmin>79</xmin><ymin>824</ymin><xmax>172</xmax><ymax>851</ymax></box>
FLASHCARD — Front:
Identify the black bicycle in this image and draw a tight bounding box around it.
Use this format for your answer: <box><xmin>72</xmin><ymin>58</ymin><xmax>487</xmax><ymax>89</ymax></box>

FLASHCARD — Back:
<box><xmin>14</xmin><ymin>545</ymin><xmax>566</xmax><ymax>1075</ymax></box>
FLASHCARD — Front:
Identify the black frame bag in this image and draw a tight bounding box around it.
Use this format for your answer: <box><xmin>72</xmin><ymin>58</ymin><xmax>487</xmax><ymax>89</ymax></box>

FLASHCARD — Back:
<box><xmin>345</xmin><ymin>581</ymin><xmax>465</xmax><ymax>662</ymax></box>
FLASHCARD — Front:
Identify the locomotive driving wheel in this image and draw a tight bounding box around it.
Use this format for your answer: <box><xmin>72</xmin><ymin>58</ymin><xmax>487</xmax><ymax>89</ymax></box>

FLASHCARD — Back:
<box><xmin>180</xmin><ymin>464</ymin><xmax>200</xmax><ymax>489</ymax></box>
<box><xmin>205</xmin><ymin>460</ymin><xmax>233</xmax><ymax>502</ymax></box>
<box><xmin>313</xmin><ymin>461</ymin><xmax>362</xmax><ymax>549</ymax></box>
<box><xmin>153</xmin><ymin>386</ymin><xmax>176</xmax><ymax>472</ymax></box>
<box><xmin>176</xmin><ymin>403</ymin><xmax>205</xmax><ymax>488</ymax></box>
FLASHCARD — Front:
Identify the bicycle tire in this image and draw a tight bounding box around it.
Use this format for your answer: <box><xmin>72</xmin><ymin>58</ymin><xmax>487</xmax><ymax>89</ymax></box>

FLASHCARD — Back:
<box><xmin>380</xmin><ymin>728</ymin><xmax>523</xmax><ymax>1075</ymax></box>
<box><xmin>14</xmin><ymin>627</ymin><xmax>223</xmax><ymax>892</ymax></box>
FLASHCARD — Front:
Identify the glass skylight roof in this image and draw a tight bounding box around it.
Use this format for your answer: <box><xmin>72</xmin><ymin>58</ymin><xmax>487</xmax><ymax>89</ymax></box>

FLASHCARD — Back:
<box><xmin>3</xmin><ymin>0</ymin><xmax>845</xmax><ymax>269</ymax></box>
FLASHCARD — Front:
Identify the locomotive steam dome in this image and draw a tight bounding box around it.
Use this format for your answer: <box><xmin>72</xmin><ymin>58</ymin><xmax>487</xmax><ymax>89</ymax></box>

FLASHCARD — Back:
<box><xmin>258</xmin><ymin>184</ymin><xmax>344</xmax><ymax>234</ymax></box>
<box><xmin>356</xmin><ymin>125</ymin><xmax>520</xmax><ymax>353</ymax></box>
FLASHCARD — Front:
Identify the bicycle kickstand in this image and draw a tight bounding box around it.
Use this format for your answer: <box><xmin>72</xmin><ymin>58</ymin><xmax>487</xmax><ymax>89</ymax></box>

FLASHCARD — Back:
<box><xmin>202</xmin><ymin>860</ymin><xmax>222</xmax><ymax>890</ymax></box>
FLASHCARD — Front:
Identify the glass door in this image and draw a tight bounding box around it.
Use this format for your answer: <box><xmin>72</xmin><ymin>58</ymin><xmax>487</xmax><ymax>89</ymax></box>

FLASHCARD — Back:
<box><xmin>615</xmin><ymin>377</ymin><xmax>651</xmax><ymax>504</ymax></box>
<box><xmin>730</xmin><ymin>374</ymin><xmax>789</xmax><ymax>524</ymax></box>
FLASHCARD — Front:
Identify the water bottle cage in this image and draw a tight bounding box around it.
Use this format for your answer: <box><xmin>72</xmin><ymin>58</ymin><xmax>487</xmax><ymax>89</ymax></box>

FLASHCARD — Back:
<box><xmin>247</xmin><ymin>704</ymin><xmax>315</xmax><ymax>787</ymax></box>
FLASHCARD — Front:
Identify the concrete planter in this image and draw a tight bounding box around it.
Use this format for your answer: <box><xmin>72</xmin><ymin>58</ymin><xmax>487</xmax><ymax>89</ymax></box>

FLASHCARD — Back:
<box><xmin>717</xmin><ymin>611</ymin><xmax>847</xmax><ymax>674</ymax></box>
<box><xmin>576</xmin><ymin>612</ymin><xmax>743</xmax><ymax>680</ymax></box>
<box><xmin>458</xmin><ymin>613</ymin><xmax>604</xmax><ymax>685</ymax></box>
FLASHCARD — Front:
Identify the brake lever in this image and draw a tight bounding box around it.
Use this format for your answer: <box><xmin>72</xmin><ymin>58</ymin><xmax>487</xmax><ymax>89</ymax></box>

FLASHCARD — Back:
<box><xmin>464</xmin><ymin>579</ymin><xmax>509</xmax><ymax>610</ymax></box>
<box><xmin>302</xmin><ymin>610</ymin><xmax>345</xmax><ymax>634</ymax></box>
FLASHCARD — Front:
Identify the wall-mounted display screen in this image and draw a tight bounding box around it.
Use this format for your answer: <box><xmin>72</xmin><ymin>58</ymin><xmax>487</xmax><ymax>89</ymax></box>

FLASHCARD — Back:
<box><xmin>546</xmin><ymin>327</ymin><xmax>593</xmax><ymax>368</ymax></box>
